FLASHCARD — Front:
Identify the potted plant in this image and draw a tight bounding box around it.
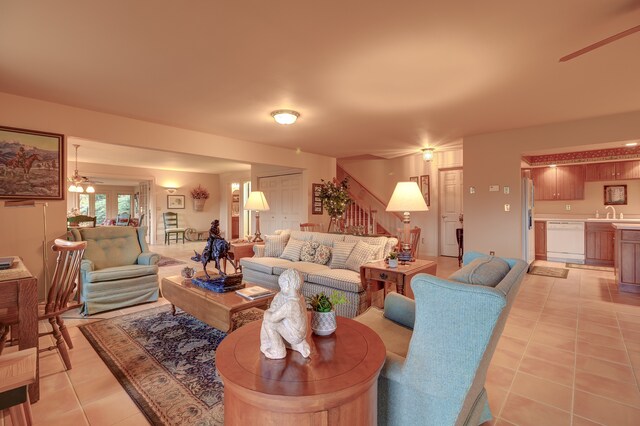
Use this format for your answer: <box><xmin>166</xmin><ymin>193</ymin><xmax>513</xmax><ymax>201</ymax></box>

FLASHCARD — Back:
<box><xmin>318</xmin><ymin>177</ymin><xmax>351</xmax><ymax>232</ymax></box>
<box><xmin>190</xmin><ymin>185</ymin><xmax>210</xmax><ymax>211</ymax></box>
<box><xmin>387</xmin><ymin>250</ymin><xmax>399</xmax><ymax>268</ymax></box>
<box><xmin>307</xmin><ymin>291</ymin><xmax>347</xmax><ymax>336</ymax></box>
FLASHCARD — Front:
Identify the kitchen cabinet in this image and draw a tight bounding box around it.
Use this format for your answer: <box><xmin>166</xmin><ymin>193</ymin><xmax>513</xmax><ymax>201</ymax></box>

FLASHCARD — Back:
<box><xmin>534</xmin><ymin>221</ymin><xmax>546</xmax><ymax>260</ymax></box>
<box><xmin>585</xmin><ymin>160</ymin><xmax>640</xmax><ymax>181</ymax></box>
<box><xmin>615</xmin><ymin>227</ymin><xmax>640</xmax><ymax>293</ymax></box>
<box><xmin>585</xmin><ymin>222</ymin><xmax>615</xmax><ymax>266</ymax></box>
<box><xmin>531</xmin><ymin>165</ymin><xmax>585</xmax><ymax>201</ymax></box>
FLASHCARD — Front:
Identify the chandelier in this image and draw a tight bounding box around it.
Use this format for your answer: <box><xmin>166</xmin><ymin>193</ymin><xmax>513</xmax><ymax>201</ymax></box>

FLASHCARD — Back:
<box><xmin>68</xmin><ymin>144</ymin><xmax>95</xmax><ymax>193</ymax></box>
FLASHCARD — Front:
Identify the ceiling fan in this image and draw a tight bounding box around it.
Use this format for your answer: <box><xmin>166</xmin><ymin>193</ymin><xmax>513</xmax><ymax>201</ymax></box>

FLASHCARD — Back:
<box><xmin>560</xmin><ymin>24</ymin><xmax>640</xmax><ymax>62</ymax></box>
<box><xmin>68</xmin><ymin>144</ymin><xmax>102</xmax><ymax>193</ymax></box>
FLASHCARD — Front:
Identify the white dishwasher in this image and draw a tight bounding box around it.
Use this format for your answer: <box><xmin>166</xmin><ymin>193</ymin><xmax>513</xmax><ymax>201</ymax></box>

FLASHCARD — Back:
<box><xmin>546</xmin><ymin>221</ymin><xmax>585</xmax><ymax>263</ymax></box>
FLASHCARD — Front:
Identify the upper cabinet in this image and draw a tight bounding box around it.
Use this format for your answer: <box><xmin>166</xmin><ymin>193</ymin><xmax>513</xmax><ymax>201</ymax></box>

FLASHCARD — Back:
<box><xmin>531</xmin><ymin>165</ymin><xmax>585</xmax><ymax>201</ymax></box>
<box><xmin>585</xmin><ymin>160</ymin><xmax>640</xmax><ymax>181</ymax></box>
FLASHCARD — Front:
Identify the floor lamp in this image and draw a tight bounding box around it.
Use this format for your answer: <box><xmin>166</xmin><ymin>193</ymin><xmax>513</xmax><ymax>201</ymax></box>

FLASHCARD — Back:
<box><xmin>386</xmin><ymin>182</ymin><xmax>428</xmax><ymax>262</ymax></box>
<box><xmin>244</xmin><ymin>191</ymin><xmax>270</xmax><ymax>243</ymax></box>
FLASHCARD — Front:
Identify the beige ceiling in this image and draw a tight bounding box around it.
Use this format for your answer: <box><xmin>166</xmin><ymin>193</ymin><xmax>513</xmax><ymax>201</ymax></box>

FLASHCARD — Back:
<box><xmin>1</xmin><ymin>1</ymin><xmax>639</xmax><ymax>160</ymax></box>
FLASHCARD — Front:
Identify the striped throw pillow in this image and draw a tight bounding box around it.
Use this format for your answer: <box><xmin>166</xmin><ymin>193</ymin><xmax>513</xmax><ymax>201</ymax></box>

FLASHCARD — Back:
<box><xmin>280</xmin><ymin>238</ymin><xmax>306</xmax><ymax>261</ymax></box>
<box><xmin>264</xmin><ymin>234</ymin><xmax>290</xmax><ymax>257</ymax></box>
<box><xmin>329</xmin><ymin>241</ymin><xmax>357</xmax><ymax>269</ymax></box>
<box><xmin>345</xmin><ymin>241</ymin><xmax>378</xmax><ymax>272</ymax></box>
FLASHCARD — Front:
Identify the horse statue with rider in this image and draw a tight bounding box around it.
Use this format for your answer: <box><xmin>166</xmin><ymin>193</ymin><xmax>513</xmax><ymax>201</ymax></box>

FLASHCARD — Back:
<box><xmin>191</xmin><ymin>219</ymin><xmax>239</xmax><ymax>281</ymax></box>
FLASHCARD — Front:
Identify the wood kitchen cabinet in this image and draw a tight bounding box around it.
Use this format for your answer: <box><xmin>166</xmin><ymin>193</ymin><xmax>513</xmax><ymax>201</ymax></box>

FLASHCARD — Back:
<box><xmin>615</xmin><ymin>228</ymin><xmax>640</xmax><ymax>293</ymax></box>
<box><xmin>531</xmin><ymin>165</ymin><xmax>585</xmax><ymax>201</ymax></box>
<box><xmin>534</xmin><ymin>221</ymin><xmax>547</xmax><ymax>260</ymax></box>
<box><xmin>585</xmin><ymin>222</ymin><xmax>615</xmax><ymax>266</ymax></box>
<box><xmin>585</xmin><ymin>160</ymin><xmax>640</xmax><ymax>181</ymax></box>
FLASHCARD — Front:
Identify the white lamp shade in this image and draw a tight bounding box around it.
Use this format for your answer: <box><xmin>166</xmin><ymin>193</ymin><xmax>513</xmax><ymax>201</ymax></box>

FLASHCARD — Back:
<box><xmin>86</xmin><ymin>185</ymin><xmax>95</xmax><ymax>193</ymax></box>
<box><xmin>386</xmin><ymin>182</ymin><xmax>429</xmax><ymax>212</ymax></box>
<box><xmin>244</xmin><ymin>191</ymin><xmax>270</xmax><ymax>211</ymax></box>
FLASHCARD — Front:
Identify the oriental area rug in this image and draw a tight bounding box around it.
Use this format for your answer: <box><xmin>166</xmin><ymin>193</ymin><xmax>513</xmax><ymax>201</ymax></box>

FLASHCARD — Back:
<box><xmin>79</xmin><ymin>305</ymin><xmax>263</xmax><ymax>425</ymax></box>
<box><xmin>157</xmin><ymin>255</ymin><xmax>187</xmax><ymax>267</ymax></box>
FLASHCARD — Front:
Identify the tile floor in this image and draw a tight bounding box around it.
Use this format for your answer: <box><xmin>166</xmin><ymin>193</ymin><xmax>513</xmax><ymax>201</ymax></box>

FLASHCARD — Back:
<box><xmin>2</xmin><ymin>244</ymin><xmax>639</xmax><ymax>425</ymax></box>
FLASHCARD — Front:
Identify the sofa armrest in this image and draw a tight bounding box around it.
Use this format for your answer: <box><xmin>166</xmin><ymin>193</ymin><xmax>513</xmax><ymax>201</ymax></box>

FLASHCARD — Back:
<box><xmin>253</xmin><ymin>245</ymin><xmax>265</xmax><ymax>257</ymax></box>
<box><xmin>383</xmin><ymin>292</ymin><xmax>416</xmax><ymax>329</ymax></box>
<box><xmin>80</xmin><ymin>259</ymin><xmax>95</xmax><ymax>273</ymax></box>
<box><xmin>138</xmin><ymin>252</ymin><xmax>160</xmax><ymax>265</ymax></box>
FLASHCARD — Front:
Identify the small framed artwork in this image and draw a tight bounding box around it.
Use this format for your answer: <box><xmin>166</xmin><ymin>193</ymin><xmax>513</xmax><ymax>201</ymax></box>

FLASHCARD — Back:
<box><xmin>409</xmin><ymin>176</ymin><xmax>419</xmax><ymax>184</ymax></box>
<box><xmin>167</xmin><ymin>195</ymin><xmax>185</xmax><ymax>209</ymax></box>
<box><xmin>420</xmin><ymin>175</ymin><xmax>430</xmax><ymax>206</ymax></box>
<box><xmin>604</xmin><ymin>185</ymin><xmax>627</xmax><ymax>205</ymax></box>
<box><xmin>312</xmin><ymin>183</ymin><xmax>323</xmax><ymax>215</ymax></box>
<box><xmin>0</xmin><ymin>125</ymin><xmax>65</xmax><ymax>200</ymax></box>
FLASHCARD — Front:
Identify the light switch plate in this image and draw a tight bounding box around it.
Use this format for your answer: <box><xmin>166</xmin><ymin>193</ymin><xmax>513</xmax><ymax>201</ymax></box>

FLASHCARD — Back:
<box><xmin>504</xmin><ymin>204</ymin><xmax>510</xmax><ymax>212</ymax></box>
<box><xmin>470</xmin><ymin>186</ymin><xmax>476</xmax><ymax>194</ymax></box>
<box><xmin>489</xmin><ymin>185</ymin><xmax>499</xmax><ymax>192</ymax></box>
<box><xmin>503</xmin><ymin>186</ymin><xmax>510</xmax><ymax>194</ymax></box>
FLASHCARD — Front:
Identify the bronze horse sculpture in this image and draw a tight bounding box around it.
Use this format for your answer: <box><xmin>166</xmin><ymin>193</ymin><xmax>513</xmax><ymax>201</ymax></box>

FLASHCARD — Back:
<box><xmin>191</xmin><ymin>220</ymin><xmax>237</xmax><ymax>279</ymax></box>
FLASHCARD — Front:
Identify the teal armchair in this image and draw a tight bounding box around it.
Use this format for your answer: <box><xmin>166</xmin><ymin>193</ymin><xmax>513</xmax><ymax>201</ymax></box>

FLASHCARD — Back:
<box><xmin>355</xmin><ymin>252</ymin><xmax>528</xmax><ymax>426</ymax></box>
<box><xmin>69</xmin><ymin>226</ymin><xmax>160</xmax><ymax>315</ymax></box>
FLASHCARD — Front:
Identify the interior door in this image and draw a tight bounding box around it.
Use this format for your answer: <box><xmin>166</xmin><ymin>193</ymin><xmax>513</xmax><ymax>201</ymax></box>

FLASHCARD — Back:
<box><xmin>439</xmin><ymin>169</ymin><xmax>463</xmax><ymax>257</ymax></box>
<box><xmin>259</xmin><ymin>173</ymin><xmax>303</xmax><ymax>234</ymax></box>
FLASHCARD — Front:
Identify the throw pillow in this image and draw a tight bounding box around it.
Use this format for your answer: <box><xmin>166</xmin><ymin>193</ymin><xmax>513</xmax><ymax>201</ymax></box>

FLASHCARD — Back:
<box><xmin>301</xmin><ymin>241</ymin><xmax>320</xmax><ymax>262</ymax></box>
<box><xmin>280</xmin><ymin>238</ymin><xmax>306</xmax><ymax>262</ymax></box>
<box><xmin>313</xmin><ymin>244</ymin><xmax>332</xmax><ymax>265</ymax></box>
<box><xmin>448</xmin><ymin>256</ymin><xmax>510</xmax><ymax>287</ymax></box>
<box><xmin>329</xmin><ymin>241</ymin><xmax>357</xmax><ymax>269</ymax></box>
<box><xmin>345</xmin><ymin>241</ymin><xmax>379</xmax><ymax>272</ymax></box>
<box><xmin>264</xmin><ymin>234</ymin><xmax>290</xmax><ymax>257</ymax></box>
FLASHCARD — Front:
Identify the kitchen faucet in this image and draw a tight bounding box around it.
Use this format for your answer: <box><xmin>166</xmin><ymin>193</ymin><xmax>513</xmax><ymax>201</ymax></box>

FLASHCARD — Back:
<box><xmin>605</xmin><ymin>205</ymin><xmax>616</xmax><ymax>219</ymax></box>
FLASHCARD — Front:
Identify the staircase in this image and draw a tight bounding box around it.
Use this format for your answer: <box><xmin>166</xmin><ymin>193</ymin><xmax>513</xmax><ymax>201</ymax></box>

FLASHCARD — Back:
<box><xmin>337</xmin><ymin>166</ymin><xmax>403</xmax><ymax>236</ymax></box>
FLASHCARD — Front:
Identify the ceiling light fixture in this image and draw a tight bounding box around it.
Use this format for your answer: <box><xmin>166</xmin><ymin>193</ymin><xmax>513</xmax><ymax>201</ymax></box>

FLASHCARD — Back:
<box><xmin>271</xmin><ymin>110</ymin><xmax>300</xmax><ymax>125</ymax></box>
<box><xmin>165</xmin><ymin>188</ymin><xmax>177</xmax><ymax>194</ymax></box>
<box><xmin>68</xmin><ymin>144</ymin><xmax>94</xmax><ymax>193</ymax></box>
<box><xmin>625</xmin><ymin>142</ymin><xmax>638</xmax><ymax>147</ymax></box>
<box><xmin>422</xmin><ymin>148</ymin><xmax>435</xmax><ymax>161</ymax></box>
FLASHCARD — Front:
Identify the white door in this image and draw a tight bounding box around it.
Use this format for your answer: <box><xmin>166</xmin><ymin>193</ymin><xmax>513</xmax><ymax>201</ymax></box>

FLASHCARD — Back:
<box><xmin>439</xmin><ymin>169</ymin><xmax>463</xmax><ymax>257</ymax></box>
<box><xmin>259</xmin><ymin>174</ymin><xmax>303</xmax><ymax>234</ymax></box>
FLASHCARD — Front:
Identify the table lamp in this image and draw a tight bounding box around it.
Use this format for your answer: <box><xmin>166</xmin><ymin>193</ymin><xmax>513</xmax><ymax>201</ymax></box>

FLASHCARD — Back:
<box><xmin>244</xmin><ymin>191</ymin><xmax>270</xmax><ymax>242</ymax></box>
<box><xmin>386</xmin><ymin>182</ymin><xmax>428</xmax><ymax>262</ymax></box>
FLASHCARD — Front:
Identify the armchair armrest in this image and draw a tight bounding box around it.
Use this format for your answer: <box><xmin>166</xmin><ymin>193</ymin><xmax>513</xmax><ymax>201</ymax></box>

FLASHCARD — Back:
<box><xmin>138</xmin><ymin>252</ymin><xmax>160</xmax><ymax>265</ymax></box>
<box><xmin>80</xmin><ymin>259</ymin><xmax>95</xmax><ymax>273</ymax></box>
<box><xmin>253</xmin><ymin>245</ymin><xmax>265</xmax><ymax>257</ymax></box>
<box><xmin>380</xmin><ymin>350</ymin><xmax>407</xmax><ymax>382</ymax></box>
<box><xmin>383</xmin><ymin>292</ymin><xmax>416</xmax><ymax>329</ymax></box>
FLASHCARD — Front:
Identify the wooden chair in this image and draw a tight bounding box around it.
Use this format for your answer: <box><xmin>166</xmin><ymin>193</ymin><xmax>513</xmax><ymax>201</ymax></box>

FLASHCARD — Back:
<box><xmin>395</xmin><ymin>226</ymin><xmax>421</xmax><ymax>260</ymax></box>
<box><xmin>163</xmin><ymin>212</ymin><xmax>186</xmax><ymax>245</ymax></box>
<box><xmin>0</xmin><ymin>347</ymin><xmax>36</xmax><ymax>426</ymax></box>
<box><xmin>67</xmin><ymin>215</ymin><xmax>96</xmax><ymax>228</ymax></box>
<box><xmin>300</xmin><ymin>223</ymin><xmax>322</xmax><ymax>232</ymax></box>
<box><xmin>116</xmin><ymin>212</ymin><xmax>131</xmax><ymax>226</ymax></box>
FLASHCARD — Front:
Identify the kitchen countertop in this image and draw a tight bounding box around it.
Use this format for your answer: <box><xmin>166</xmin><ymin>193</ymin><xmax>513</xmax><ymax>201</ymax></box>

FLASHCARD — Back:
<box><xmin>535</xmin><ymin>217</ymin><xmax>640</xmax><ymax>223</ymax></box>
<box><xmin>612</xmin><ymin>223</ymin><xmax>640</xmax><ymax>230</ymax></box>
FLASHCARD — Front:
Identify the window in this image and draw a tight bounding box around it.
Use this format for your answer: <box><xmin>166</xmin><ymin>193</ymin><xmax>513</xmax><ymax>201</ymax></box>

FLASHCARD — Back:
<box><xmin>118</xmin><ymin>194</ymin><xmax>132</xmax><ymax>215</ymax></box>
<box><xmin>78</xmin><ymin>194</ymin><xmax>90</xmax><ymax>215</ymax></box>
<box><xmin>94</xmin><ymin>194</ymin><xmax>107</xmax><ymax>224</ymax></box>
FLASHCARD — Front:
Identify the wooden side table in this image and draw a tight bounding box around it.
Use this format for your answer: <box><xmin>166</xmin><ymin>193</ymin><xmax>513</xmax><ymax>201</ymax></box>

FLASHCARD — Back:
<box><xmin>224</xmin><ymin>242</ymin><xmax>257</xmax><ymax>273</ymax></box>
<box><xmin>217</xmin><ymin>316</ymin><xmax>385</xmax><ymax>425</ymax></box>
<box><xmin>360</xmin><ymin>259</ymin><xmax>437</xmax><ymax>306</ymax></box>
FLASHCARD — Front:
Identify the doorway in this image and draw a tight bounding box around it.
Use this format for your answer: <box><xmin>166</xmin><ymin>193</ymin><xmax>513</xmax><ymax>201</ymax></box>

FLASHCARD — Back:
<box><xmin>439</xmin><ymin>168</ymin><xmax>463</xmax><ymax>257</ymax></box>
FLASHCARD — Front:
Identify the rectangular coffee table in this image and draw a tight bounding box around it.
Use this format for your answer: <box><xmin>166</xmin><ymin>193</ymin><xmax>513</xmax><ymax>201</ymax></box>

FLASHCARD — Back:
<box><xmin>161</xmin><ymin>275</ymin><xmax>274</xmax><ymax>332</ymax></box>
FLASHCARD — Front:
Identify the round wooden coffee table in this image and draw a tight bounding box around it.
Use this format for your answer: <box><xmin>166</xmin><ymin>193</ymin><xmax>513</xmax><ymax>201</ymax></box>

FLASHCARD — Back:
<box><xmin>217</xmin><ymin>315</ymin><xmax>385</xmax><ymax>425</ymax></box>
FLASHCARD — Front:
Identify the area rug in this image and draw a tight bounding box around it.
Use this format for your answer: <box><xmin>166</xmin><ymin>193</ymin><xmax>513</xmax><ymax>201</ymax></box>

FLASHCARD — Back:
<box><xmin>566</xmin><ymin>263</ymin><xmax>614</xmax><ymax>272</ymax></box>
<box><xmin>157</xmin><ymin>255</ymin><xmax>186</xmax><ymax>267</ymax></box>
<box><xmin>80</xmin><ymin>305</ymin><xmax>263</xmax><ymax>425</ymax></box>
<box><xmin>528</xmin><ymin>266</ymin><xmax>569</xmax><ymax>278</ymax></box>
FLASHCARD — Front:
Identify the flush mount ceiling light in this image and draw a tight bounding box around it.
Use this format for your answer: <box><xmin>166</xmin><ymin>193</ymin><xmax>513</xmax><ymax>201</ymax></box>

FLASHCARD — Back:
<box><xmin>271</xmin><ymin>110</ymin><xmax>299</xmax><ymax>125</ymax></box>
<box><xmin>625</xmin><ymin>142</ymin><xmax>638</xmax><ymax>147</ymax></box>
<box><xmin>422</xmin><ymin>148</ymin><xmax>435</xmax><ymax>161</ymax></box>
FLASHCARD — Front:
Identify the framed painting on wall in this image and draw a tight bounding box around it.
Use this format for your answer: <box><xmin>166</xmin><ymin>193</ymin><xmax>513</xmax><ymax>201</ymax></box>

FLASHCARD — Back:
<box><xmin>312</xmin><ymin>183</ymin><xmax>323</xmax><ymax>215</ymax></box>
<box><xmin>409</xmin><ymin>176</ymin><xmax>418</xmax><ymax>185</ymax></box>
<box><xmin>167</xmin><ymin>195</ymin><xmax>185</xmax><ymax>209</ymax></box>
<box><xmin>604</xmin><ymin>184</ymin><xmax>627</xmax><ymax>205</ymax></box>
<box><xmin>420</xmin><ymin>175</ymin><xmax>430</xmax><ymax>206</ymax></box>
<box><xmin>0</xmin><ymin>125</ymin><xmax>65</xmax><ymax>200</ymax></box>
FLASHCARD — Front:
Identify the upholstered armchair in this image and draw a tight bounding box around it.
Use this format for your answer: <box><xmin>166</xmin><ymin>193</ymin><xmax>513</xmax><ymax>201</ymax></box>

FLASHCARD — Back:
<box><xmin>355</xmin><ymin>252</ymin><xmax>527</xmax><ymax>426</ymax></box>
<box><xmin>69</xmin><ymin>226</ymin><xmax>160</xmax><ymax>315</ymax></box>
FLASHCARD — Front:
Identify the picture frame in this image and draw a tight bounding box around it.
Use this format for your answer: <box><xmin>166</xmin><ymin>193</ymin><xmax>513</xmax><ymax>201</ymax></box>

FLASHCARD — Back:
<box><xmin>0</xmin><ymin>125</ymin><xmax>65</xmax><ymax>200</ymax></box>
<box><xmin>420</xmin><ymin>175</ymin><xmax>430</xmax><ymax>206</ymax></box>
<box><xmin>409</xmin><ymin>176</ymin><xmax>419</xmax><ymax>184</ymax></box>
<box><xmin>312</xmin><ymin>183</ymin><xmax>323</xmax><ymax>215</ymax></box>
<box><xmin>604</xmin><ymin>184</ymin><xmax>627</xmax><ymax>205</ymax></box>
<box><xmin>167</xmin><ymin>194</ymin><xmax>185</xmax><ymax>209</ymax></box>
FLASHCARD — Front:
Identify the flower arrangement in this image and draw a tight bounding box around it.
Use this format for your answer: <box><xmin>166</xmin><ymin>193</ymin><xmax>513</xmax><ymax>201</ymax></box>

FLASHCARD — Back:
<box><xmin>190</xmin><ymin>185</ymin><xmax>210</xmax><ymax>200</ymax></box>
<box><xmin>318</xmin><ymin>177</ymin><xmax>351</xmax><ymax>218</ymax></box>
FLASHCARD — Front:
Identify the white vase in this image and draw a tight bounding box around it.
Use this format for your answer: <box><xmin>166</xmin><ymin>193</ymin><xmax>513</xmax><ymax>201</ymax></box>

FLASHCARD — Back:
<box><xmin>311</xmin><ymin>310</ymin><xmax>337</xmax><ymax>336</ymax></box>
<box><xmin>193</xmin><ymin>198</ymin><xmax>206</xmax><ymax>212</ymax></box>
<box><xmin>388</xmin><ymin>258</ymin><xmax>398</xmax><ymax>268</ymax></box>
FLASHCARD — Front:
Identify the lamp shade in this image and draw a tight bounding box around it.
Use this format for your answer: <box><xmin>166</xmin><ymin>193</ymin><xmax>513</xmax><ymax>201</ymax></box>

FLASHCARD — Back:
<box><xmin>244</xmin><ymin>191</ymin><xmax>270</xmax><ymax>211</ymax></box>
<box><xmin>386</xmin><ymin>182</ymin><xmax>429</xmax><ymax>212</ymax></box>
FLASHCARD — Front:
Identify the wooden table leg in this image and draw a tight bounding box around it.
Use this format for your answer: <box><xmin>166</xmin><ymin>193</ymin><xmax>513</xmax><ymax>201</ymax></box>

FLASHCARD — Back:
<box><xmin>18</xmin><ymin>278</ymin><xmax>39</xmax><ymax>403</ymax></box>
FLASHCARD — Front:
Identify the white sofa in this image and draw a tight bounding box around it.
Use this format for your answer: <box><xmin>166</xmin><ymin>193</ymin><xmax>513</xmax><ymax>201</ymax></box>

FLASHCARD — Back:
<box><xmin>240</xmin><ymin>230</ymin><xmax>398</xmax><ymax>318</ymax></box>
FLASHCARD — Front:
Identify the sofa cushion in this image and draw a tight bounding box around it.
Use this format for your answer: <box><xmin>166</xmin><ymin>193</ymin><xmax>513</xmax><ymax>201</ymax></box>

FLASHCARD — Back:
<box><xmin>448</xmin><ymin>256</ymin><xmax>510</xmax><ymax>287</ymax></box>
<box><xmin>355</xmin><ymin>306</ymin><xmax>412</xmax><ymax>358</ymax></box>
<box><xmin>280</xmin><ymin>238</ymin><xmax>306</xmax><ymax>261</ymax></box>
<box><xmin>300</xmin><ymin>241</ymin><xmax>320</xmax><ymax>262</ymax></box>
<box><xmin>240</xmin><ymin>257</ymin><xmax>295</xmax><ymax>274</ymax></box>
<box><xmin>75</xmin><ymin>227</ymin><xmax>142</xmax><ymax>270</ymax></box>
<box><xmin>84</xmin><ymin>264</ymin><xmax>158</xmax><ymax>283</ymax></box>
<box><xmin>345</xmin><ymin>235</ymin><xmax>389</xmax><ymax>259</ymax></box>
<box><xmin>288</xmin><ymin>230</ymin><xmax>313</xmax><ymax>241</ymax></box>
<box><xmin>314</xmin><ymin>245</ymin><xmax>332</xmax><ymax>265</ymax></box>
<box><xmin>312</xmin><ymin>232</ymin><xmax>346</xmax><ymax>247</ymax></box>
<box><xmin>329</xmin><ymin>241</ymin><xmax>357</xmax><ymax>269</ymax></box>
<box><xmin>345</xmin><ymin>241</ymin><xmax>379</xmax><ymax>272</ymax></box>
<box><xmin>273</xmin><ymin>262</ymin><xmax>330</xmax><ymax>280</ymax></box>
<box><xmin>264</xmin><ymin>234</ymin><xmax>290</xmax><ymax>257</ymax></box>
<box><xmin>306</xmin><ymin>268</ymin><xmax>363</xmax><ymax>292</ymax></box>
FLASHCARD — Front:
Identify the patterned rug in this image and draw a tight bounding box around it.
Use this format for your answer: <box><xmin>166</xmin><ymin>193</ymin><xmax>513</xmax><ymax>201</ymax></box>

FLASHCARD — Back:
<box><xmin>80</xmin><ymin>305</ymin><xmax>263</xmax><ymax>425</ymax></box>
<box><xmin>157</xmin><ymin>256</ymin><xmax>187</xmax><ymax>267</ymax></box>
<box><xmin>528</xmin><ymin>266</ymin><xmax>569</xmax><ymax>279</ymax></box>
<box><xmin>566</xmin><ymin>262</ymin><xmax>614</xmax><ymax>272</ymax></box>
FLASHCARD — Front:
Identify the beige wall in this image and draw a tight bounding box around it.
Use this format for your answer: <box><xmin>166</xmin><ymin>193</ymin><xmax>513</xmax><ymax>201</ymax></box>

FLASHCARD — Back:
<box><xmin>464</xmin><ymin>110</ymin><xmax>640</xmax><ymax>259</ymax></box>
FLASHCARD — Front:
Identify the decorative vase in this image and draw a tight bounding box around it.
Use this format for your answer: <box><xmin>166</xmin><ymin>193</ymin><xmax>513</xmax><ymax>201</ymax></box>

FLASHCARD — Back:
<box><xmin>311</xmin><ymin>310</ymin><xmax>337</xmax><ymax>336</ymax></box>
<box><xmin>193</xmin><ymin>198</ymin><xmax>206</xmax><ymax>212</ymax></box>
<box><xmin>388</xmin><ymin>258</ymin><xmax>398</xmax><ymax>268</ymax></box>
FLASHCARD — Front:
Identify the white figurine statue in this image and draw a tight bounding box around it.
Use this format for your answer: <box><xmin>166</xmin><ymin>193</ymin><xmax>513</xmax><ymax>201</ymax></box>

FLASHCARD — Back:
<box><xmin>260</xmin><ymin>269</ymin><xmax>311</xmax><ymax>359</ymax></box>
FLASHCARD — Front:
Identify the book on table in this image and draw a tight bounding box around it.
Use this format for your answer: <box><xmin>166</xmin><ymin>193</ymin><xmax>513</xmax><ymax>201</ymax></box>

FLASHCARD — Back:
<box><xmin>236</xmin><ymin>285</ymin><xmax>275</xmax><ymax>300</ymax></box>
<box><xmin>0</xmin><ymin>257</ymin><xmax>14</xmax><ymax>270</ymax></box>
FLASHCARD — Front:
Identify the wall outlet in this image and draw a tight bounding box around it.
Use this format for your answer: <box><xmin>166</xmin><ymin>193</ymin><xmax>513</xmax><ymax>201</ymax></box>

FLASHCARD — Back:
<box><xmin>490</xmin><ymin>251</ymin><xmax>495</xmax><ymax>256</ymax></box>
<box><xmin>565</xmin><ymin>204</ymin><xmax>571</xmax><ymax>211</ymax></box>
<box><xmin>504</xmin><ymin>204</ymin><xmax>510</xmax><ymax>212</ymax></box>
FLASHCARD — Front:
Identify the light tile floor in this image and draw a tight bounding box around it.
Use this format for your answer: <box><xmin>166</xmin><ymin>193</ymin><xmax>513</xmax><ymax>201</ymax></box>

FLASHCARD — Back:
<box><xmin>2</xmin><ymin>245</ymin><xmax>639</xmax><ymax>425</ymax></box>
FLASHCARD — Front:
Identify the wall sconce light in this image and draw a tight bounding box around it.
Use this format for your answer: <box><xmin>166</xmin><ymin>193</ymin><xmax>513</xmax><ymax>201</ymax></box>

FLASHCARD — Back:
<box><xmin>271</xmin><ymin>109</ymin><xmax>300</xmax><ymax>125</ymax></box>
<box><xmin>422</xmin><ymin>148</ymin><xmax>435</xmax><ymax>161</ymax></box>
<box><xmin>165</xmin><ymin>188</ymin><xmax>177</xmax><ymax>194</ymax></box>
